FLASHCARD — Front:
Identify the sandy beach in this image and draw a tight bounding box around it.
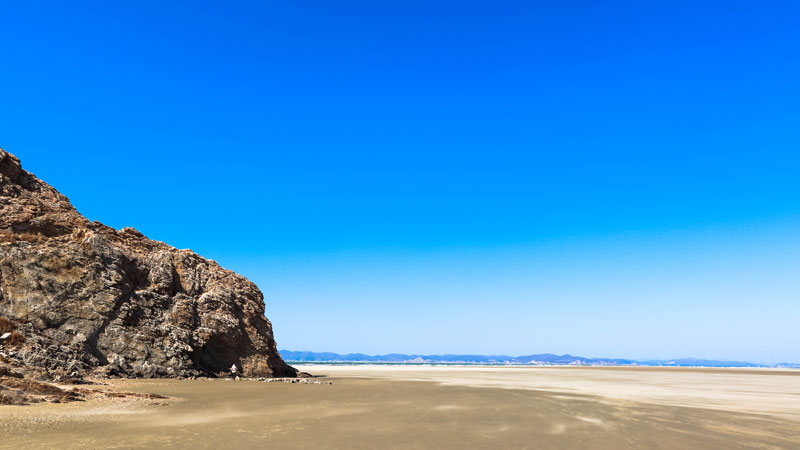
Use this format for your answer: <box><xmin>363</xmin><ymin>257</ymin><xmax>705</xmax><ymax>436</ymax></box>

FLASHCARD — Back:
<box><xmin>2</xmin><ymin>365</ymin><xmax>799</xmax><ymax>449</ymax></box>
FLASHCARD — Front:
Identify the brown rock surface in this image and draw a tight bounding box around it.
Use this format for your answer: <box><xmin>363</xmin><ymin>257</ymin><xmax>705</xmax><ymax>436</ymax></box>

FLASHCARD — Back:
<box><xmin>0</xmin><ymin>148</ymin><xmax>297</xmax><ymax>383</ymax></box>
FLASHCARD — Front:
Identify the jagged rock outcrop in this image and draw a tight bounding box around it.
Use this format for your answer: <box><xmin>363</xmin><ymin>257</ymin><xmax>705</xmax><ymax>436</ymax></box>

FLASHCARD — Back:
<box><xmin>0</xmin><ymin>148</ymin><xmax>297</xmax><ymax>379</ymax></box>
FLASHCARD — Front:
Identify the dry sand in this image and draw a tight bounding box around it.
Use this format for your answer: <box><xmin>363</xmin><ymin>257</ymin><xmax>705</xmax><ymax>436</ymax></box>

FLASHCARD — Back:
<box><xmin>1</xmin><ymin>366</ymin><xmax>799</xmax><ymax>449</ymax></box>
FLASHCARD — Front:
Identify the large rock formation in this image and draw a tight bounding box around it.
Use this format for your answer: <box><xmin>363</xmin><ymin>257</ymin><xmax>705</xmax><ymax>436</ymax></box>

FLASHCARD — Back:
<box><xmin>0</xmin><ymin>149</ymin><xmax>297</xmax><ymax>379</ymax></box>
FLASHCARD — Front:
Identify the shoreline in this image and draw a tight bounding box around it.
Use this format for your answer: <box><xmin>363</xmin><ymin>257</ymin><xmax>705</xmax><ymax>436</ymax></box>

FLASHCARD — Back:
<box><xmin>290</xmin><ymin>361</ymin><xmax>799</xmax><ymax>371</ymax></box>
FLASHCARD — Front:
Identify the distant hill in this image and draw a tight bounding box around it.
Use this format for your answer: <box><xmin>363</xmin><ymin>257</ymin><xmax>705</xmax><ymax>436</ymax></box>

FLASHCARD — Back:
<box><xmin>280</xmin><ymin>350</ymin><xmax>792</xmax><ymax>368</ymax></box>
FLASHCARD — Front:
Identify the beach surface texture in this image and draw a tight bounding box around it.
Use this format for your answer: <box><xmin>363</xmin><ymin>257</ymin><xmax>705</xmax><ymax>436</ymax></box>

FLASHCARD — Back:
<box><xmin>2</xmin><ymin>365</ymin><xmax>798</xmax><ymax>449</ymax></box>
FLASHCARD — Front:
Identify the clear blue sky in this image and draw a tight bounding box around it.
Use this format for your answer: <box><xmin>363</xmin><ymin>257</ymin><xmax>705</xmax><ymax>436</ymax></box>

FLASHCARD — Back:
<box><xmin>2</xmin><ymin>1</ymin><xmax>799</xmax><ymax>363</ymax></box>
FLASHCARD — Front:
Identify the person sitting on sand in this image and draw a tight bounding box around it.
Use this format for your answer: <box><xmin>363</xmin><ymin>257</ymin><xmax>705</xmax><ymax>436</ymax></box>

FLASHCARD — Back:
<box><xmin>230</xmin><ymin>364</ymin><xmax>238</xmax><ymax>379</ymax></box>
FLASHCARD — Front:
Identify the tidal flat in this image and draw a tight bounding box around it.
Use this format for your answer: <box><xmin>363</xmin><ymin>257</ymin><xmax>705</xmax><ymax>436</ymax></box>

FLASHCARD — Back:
<box><xmin>1</xmin><ymin>366</ymin><xmax>798</xmax><ymax>449</ymax></box>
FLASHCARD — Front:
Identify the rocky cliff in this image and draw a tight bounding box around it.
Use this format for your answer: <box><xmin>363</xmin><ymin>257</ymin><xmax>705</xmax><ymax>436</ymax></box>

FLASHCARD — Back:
<box><xmin>0</xmin><ymin>149</ymin><xmax>297</xmax><ymax>380</ymax></box>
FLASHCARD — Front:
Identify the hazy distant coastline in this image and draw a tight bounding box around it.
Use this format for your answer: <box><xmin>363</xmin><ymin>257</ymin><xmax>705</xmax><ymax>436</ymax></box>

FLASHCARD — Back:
<box><xmin>281</xmin><ymin>350</ymin><xmax>799</xmax><ymax>368</ymax></box>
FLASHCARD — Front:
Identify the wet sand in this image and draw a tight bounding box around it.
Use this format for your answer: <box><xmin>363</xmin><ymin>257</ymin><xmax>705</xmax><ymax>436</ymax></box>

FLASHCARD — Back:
<box><xmin>1</xmin><ymin>366</ymin><xmax>799</xmax><ymax>449</ymax></box>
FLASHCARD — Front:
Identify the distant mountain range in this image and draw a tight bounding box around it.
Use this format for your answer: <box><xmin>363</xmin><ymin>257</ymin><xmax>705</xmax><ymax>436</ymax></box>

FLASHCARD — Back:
<box><xmin>281</xmin><ymin>350</ymin><xmax>800</xmax><ymax>368</ymax></box>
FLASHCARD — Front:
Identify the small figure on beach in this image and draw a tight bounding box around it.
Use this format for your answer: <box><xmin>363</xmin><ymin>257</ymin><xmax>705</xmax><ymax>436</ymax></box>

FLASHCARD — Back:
<box><xmin>230</xmin><ymin>364</ymin><xmax>238</xmax><ymax>379</ymax></box>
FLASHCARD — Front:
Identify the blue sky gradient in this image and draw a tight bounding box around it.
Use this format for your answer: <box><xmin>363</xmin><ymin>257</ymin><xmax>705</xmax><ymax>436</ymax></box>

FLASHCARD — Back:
<box><xmin>2</xmin><ymin>1</ymin><xmax>799</xmax><ymax>363</ymax></box>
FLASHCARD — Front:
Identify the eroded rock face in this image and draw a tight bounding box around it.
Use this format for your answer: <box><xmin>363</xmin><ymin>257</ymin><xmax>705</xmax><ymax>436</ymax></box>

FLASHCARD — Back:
<box><xmin>0</xmin><ymin>149</ymin><xmax>297</xmax><ymax>378</ymax></box>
